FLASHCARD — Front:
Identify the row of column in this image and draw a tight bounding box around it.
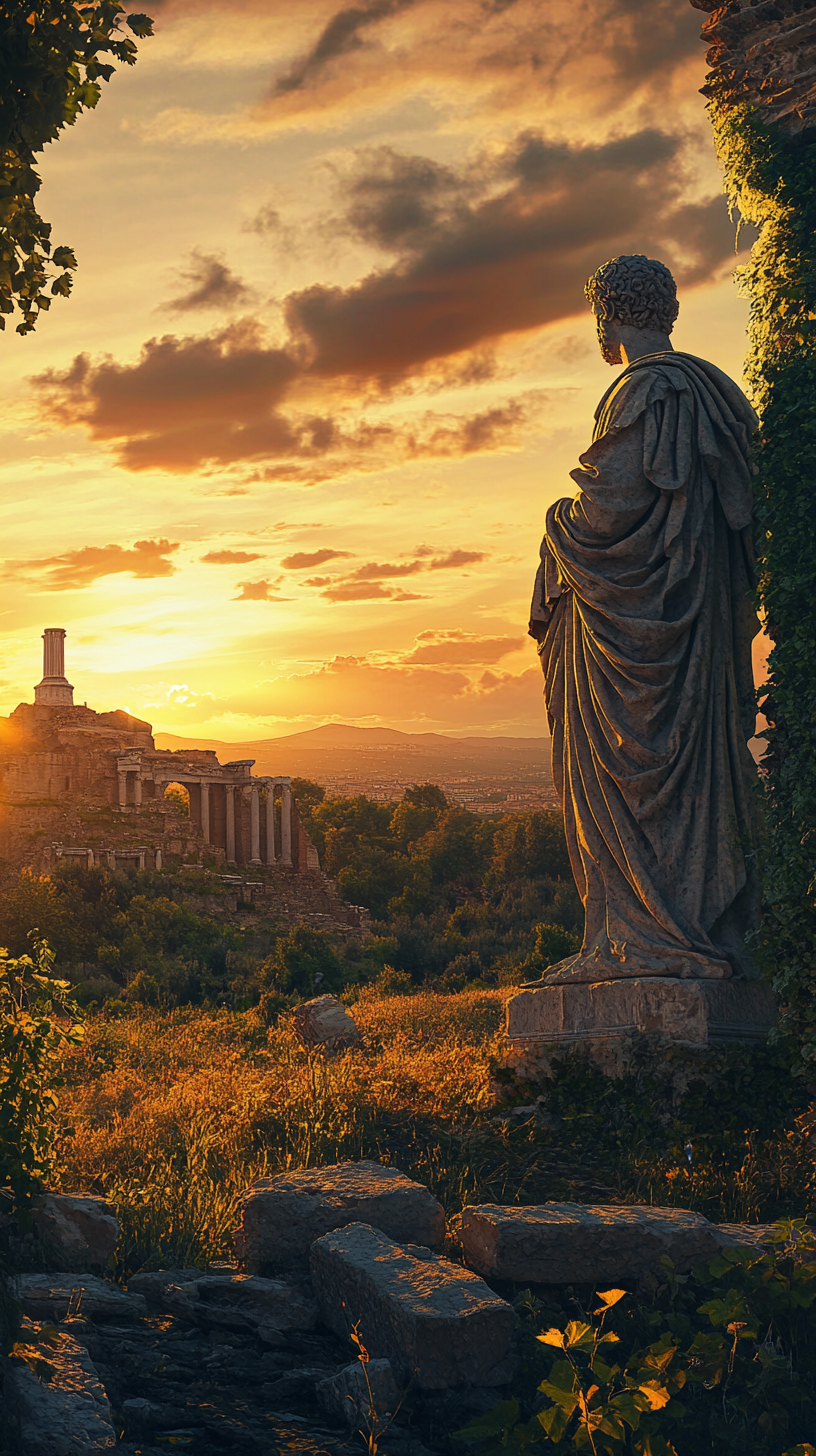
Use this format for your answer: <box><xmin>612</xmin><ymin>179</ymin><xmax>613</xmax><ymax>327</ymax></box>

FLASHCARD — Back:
<box><xmin>118</xmin><ymin>771</ymin><xmax>293</xmax><ymax>867</ymax></box>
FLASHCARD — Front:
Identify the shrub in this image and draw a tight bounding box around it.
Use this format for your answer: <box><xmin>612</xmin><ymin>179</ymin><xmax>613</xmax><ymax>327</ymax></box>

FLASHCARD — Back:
<box><xmin>0</xmin><ymin>939</ymin><xmax>83</xmax><ymax>1210</ymax></box>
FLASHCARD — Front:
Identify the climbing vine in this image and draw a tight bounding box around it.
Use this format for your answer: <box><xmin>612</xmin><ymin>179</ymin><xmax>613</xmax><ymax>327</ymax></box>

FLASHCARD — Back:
<box><xmin>707</xmin><ymin>94</ymin><xmax>816</xmax><ymax>1070</ymax></box>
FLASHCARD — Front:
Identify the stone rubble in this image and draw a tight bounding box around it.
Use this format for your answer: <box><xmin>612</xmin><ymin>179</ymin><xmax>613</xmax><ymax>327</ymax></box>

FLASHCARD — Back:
<box><xmin>235</xmin><ymin>1160</ymin><xmax>446</xmax><ymax>1271</ymax></box>
<box><xmin>310</xmin><ymin>1222</ymin><xmax>516</xmax><ymax>1389</ymax></box>
<box><xmin>14</xmin><ymin>1273</ymin><xmax>147</xmax><ymax>1324</ymax></box>
<box><xmin>1</xmin><ymin>1159</ymin><xmax>785</xmax><ymax>1455</ymax></box>
<box><xmin>4</xmin><ymin>1318</ymin><xmax>116</xmax><ymax>1453</ymax></box>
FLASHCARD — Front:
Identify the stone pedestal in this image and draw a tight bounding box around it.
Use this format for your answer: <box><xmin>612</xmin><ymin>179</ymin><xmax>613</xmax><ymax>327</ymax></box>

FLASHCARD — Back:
<box><xmin>503</xmin><ymin>978</ymin><xmax>777</xmax><ymax>1079</ymax></box>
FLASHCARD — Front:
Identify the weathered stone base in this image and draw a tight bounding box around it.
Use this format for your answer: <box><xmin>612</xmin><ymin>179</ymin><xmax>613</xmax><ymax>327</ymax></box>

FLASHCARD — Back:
<box><xmin>502</xmin><ymin>977</ymin><xmax>777</xmax><ymax>1079</ymax></box>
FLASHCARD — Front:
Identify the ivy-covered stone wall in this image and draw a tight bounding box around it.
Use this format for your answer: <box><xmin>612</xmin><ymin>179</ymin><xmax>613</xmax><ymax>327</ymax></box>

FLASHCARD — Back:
<box><xmin>691</xmin><ymin>0</ymin><xmax>816</xmax><ymax>1069</ymax></box>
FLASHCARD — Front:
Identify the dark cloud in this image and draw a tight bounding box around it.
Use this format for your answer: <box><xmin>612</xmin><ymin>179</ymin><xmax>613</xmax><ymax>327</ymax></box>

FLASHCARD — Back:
<box><xmin>286</xmin><ymin>128</ymin><xmax>735</xmax><ymax>379</ymax></box>
<box><xmin>599</xmin><ymin>0</ymin><xmax>703</xmax><ymax>82</ymax></box>
<box><xmin>31</xmin><ymin>320</ymin><xmax>299</xmax><ymax>473</ymax></box>
<box><xmin>12</xmin><ymin>539</ymin><xmax>180</xmax><ymax>590</ymax></box>
<box><xmin>30</xmin><ymin>321</ymin><xmax>538</xmax><ymax>474</ymax></box>
<box><xmin>281</xmin><ymin>548</ymin><xmax>354</xmax><ymax>569</ymax></box>
<box><xmin>201</xmin><ymin>549</ymin><xmax>264</xmax><ymax>564</ymax></box>
<box><xmin>273</xmin><ymin>0</ymin><xmax>421</xmax><ymax>95</ymax></box>
<box><xmin>163</xmin><ymin>250</ymin><xmax>253</xmax><ymax>313</ymax></box>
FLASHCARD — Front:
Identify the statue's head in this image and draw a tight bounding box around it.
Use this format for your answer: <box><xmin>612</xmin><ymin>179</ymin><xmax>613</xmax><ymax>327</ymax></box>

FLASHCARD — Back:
<box><xmin>585</xmin><ymin>254</ymin><xmax>679</xmax><ymax>365</ymax></box>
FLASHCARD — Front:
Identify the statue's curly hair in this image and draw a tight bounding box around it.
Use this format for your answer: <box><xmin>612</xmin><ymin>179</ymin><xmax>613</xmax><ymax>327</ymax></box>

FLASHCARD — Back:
<box><xmin>585</xmin><ymin>255</ymin><xmax>679</xmax><ymax>334</ymax></box>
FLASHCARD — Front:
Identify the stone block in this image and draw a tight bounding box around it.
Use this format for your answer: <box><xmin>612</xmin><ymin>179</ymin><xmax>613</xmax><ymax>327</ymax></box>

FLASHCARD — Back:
<box><xmin>4</xmin><ymin>1323</ymin><xmax>116</xmax><ymax>1453</ymax></box>
<box><xmin>30</xmin><ymin>1192</ymin><xmax>119</xmax><ymax>1272</ymax></box>
<box><xmin>503</xmin><ymin>978</ymin><xmax>777</xmax><ymax>1078</ymax></box>
<box><xmin>310</xmin><ymin>1222</ymin><xmax>515</xmax><ymax>1389</ymax></box>
<box><xmin>291</xmin><ymin>994</ymin><xmax>360</xmax><ymax>1049</ymax></box>
<box><xmin>235</xmin><ymin>1160</ymin><xmax>446</xmax><ymax>1271</ymax></box>
<box><xmin>15</xmin><ymin>1273</ymin><xmax>147</xmax><ymax>1323</ymax></box>
<box><xmin>460</xmin><ymin>1203</ymin><xmax>724</xmax><ymax>1284</ymax></box>
<box><xmin>316</xmin><ymin>1359</ymin><xmax>399</xmax><ymax>1424</ymax></box>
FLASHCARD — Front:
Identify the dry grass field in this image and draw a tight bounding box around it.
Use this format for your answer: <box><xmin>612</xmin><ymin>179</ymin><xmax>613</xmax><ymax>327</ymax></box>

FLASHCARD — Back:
<box><xmin>54</xmin><ymin>988</ymin><xmax>517</xmax><ymax>1271</ymax></box>
<box><xmin>53</xmin><ymin>986</ymin><xmax>816</xmax><ymax>1275</ymax></box>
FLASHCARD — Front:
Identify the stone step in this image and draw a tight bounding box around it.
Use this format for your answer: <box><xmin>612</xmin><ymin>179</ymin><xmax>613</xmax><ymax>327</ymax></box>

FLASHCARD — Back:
<box><xmin>310</xmin><ymin>1222</ymin><xmax>515</xmax><ymax>1389</ymax></box>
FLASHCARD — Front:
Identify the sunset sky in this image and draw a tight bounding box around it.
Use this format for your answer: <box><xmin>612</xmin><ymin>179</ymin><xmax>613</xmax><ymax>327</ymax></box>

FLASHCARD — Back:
<box><xmin>0</xmin><ymin>0</ymin><xmax>759</xmax><ymax>740</ymax></box>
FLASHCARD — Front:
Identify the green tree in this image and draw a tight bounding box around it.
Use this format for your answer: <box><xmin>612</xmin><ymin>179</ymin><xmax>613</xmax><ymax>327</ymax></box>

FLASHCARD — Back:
<box><xmin>0</xmin><ymin>869</ymin><xmax>78</xmax><ymax>958</ymax></box>
<box><xmin>489</xmin><ymin>809</ymin><xmax>572</xmax><ymax>884</ymax></box>
<box><xmin>390</xmin><ymin>784</ymin><xmax>447</xmax><ymax>850</ymax></box>
<box><xmin>261</xmin><ymin>924</ymin><xmax>353</xmax><ymax>997</ymax></box>
<box><xmin>291</xmin><ymin>777</ymin><xmax>326</xmax><ymax>816</ymax></box>
<box><xmin>1</xmin><ymin>1</ymin><xmax>153</xmax><ymax>334</ymax></box>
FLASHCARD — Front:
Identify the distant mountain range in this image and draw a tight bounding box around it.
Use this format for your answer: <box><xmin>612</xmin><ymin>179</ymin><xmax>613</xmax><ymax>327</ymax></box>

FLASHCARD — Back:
<box><xmin>154</xmin><ymin>723</ymin><xmax>553</xmax><ymax>790</ymax></box>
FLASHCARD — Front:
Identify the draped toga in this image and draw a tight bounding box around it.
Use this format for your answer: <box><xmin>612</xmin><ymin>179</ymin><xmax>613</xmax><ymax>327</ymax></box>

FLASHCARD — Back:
<box><xmin>529</xmin><ymin>351</ymin><xmax>761</xmax><ymax>983</ymax></box>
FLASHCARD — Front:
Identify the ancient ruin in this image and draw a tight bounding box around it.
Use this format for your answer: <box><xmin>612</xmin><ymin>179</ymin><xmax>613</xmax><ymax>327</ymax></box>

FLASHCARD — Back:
<box><xmin>0</xmin><ymin>629</ymin><xmax>366</xmax><ymax>932</ymax></box>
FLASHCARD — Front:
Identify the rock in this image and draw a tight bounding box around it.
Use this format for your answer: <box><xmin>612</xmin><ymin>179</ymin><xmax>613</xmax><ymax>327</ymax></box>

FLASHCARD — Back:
<box><xmin>316</xmin><ymin>1358</ymin><xmax>399</xmax><ymax>1424</ymax></box>
<box><xmin>4</xmin><ymin>1322</ymin><xmax>116</xmax><ymax>1452</ymax></box>
<box><xmin>291</xmin><ymin>994</ymin><xmax>360</xmax><ymax>1049</ymax></box>
<box><xmin>157</xmin><ymin>1273</ymin><xmax>318</xmax><ymax>1339</ymax></box>
<box><xmin>460</xmin><ymin>1203</ymin><xmax>724</xmax><ymax>1284</ymax></box>
<box><xmin>15</xmin><ymin>1274</ymin><xmax>147</xmax><ymax>1323</ymax></box>
<box><xmin>261</xmin><ymin>1366</ymin><xmax>338</xmax><ymax>1404</ymax></box>
<box><xmin>121</xmin><ymin>1397</ymin><xmax>199</xmax><ymax>1434</ymax></box>
<box><xmin>235</xmin><ymin>1160</ymin><xmax>446</xmax><ymax>1271</ymax></box>
<box><xmin>714</xmin><ymin>1223</ymin><xmax>777</xmax><ymax>1251</ymax></box>
<box><xmin>310</xmin><ymin>1222</ymin><xmax>515</xmax><ymax>1389</ymax></box>
<box><xmin>126</xmin><ymin>1268</ymin><xmax>202</xmax><ymax>1305</ymax></box>
<box><xmin>29</xmin><ymin>1192</ymin><xmax>119</xmax><ymax>1273</ymax></box>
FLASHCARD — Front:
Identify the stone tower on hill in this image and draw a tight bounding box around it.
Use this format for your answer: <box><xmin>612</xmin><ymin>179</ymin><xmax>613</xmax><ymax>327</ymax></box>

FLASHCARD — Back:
<box><xmin>0</xmin><ymin>630</ymin><xmax>367</xmax><ymax>933</ymax></box>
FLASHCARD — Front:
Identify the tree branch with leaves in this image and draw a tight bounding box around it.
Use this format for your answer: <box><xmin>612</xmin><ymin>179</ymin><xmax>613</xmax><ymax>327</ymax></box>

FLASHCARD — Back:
<box><xmin>0</xmin><ymin>1</ymin><xmax>153</xmax><ymax>335</ymax></box>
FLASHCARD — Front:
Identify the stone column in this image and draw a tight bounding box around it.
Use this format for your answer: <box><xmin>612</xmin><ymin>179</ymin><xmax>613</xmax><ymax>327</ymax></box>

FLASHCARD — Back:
<box><xmin>134</xmin><ymin>776</ymin><xmax>142</xmax><ymax>808</ymax></box>
<box><xmin>265</xmin><ymin>782</ymin><xmax>276</xmax><ymax>865</ymax></box>
<box><xmin>250</xmin><ymin>785</ymin><xmax>261</xmax><ymax>865</ymax></box>
<box><xmin>225</xmin><ymin>786</ymin><xmax>236</xmax><ymax>862</ymax></box>
<box><xmin>118</xmin><ymin>772</ymin><xmax>128</xmax><ymax>810</ymax></box>
<box><xmin>200</xmin><ymin>781</ymin><xmax>210</xmax><ymax>845</ymax></box>
<box><xmin>137</xmin><ymin>850</ymin><xmax>146</xmax><ymax>870</ymax></box>
<box><xmin>86</xmin><ymin>850</ymin><xmax>94</xmax><ymax>869</ymax></box>
<box><xmin>281</xmin><ymin>783</ymin><xmax>292</xmax><ymax>867</ymax></box>
<box><xmin>155</xmin><ymin>848</ymin><xmax>163</xmax><ymax>871</ymax></box>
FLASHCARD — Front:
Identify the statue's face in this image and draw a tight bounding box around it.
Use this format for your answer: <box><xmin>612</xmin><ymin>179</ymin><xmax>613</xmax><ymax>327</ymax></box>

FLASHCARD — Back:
<box><xmin>595</xmin><ymin>311</ymin><xmax>622</xmax><ymax>366</ymax></box>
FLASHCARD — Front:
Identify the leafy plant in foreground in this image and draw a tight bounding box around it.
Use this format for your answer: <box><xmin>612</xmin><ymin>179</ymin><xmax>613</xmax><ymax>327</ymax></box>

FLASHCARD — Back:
<box><xmin>0</xmin><ymin>937</ymin><xmax>84</xmax><ymax>1209</ymax></box>
<box><xmin>456</xmin><ymin>1220</ymin><xmax>816</xmax><ymax>1456</ymax></box>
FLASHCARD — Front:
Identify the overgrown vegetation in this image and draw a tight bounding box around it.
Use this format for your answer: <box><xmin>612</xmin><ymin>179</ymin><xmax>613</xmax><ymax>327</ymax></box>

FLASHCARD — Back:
<box><xmin>0</xmin><ymin>786</ymin><xmax>581</xmax><ymax>1009</ymax></box>
<box><xmin>458</xmin><ymin>1224</ymin><xmax>816</xmax><ymax>1456</ymax></box>
<box><xmin>706</xmin><ymin>96</ymin><xmax>816</xmax><ymax>1071</ymax></box>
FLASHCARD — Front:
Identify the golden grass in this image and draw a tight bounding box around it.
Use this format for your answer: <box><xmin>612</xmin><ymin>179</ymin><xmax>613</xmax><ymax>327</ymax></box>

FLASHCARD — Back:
<box><xmin>54</xmin><ymin>989</ymin><xmax>513</xmax><ymax>1271</ymax></box>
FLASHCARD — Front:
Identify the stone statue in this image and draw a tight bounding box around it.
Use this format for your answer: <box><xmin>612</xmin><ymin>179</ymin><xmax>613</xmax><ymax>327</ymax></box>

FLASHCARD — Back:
<box><xmin>526</xmin><ymin>254</ymin><xmax>761</xmax><ymax>986</ymax></box>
